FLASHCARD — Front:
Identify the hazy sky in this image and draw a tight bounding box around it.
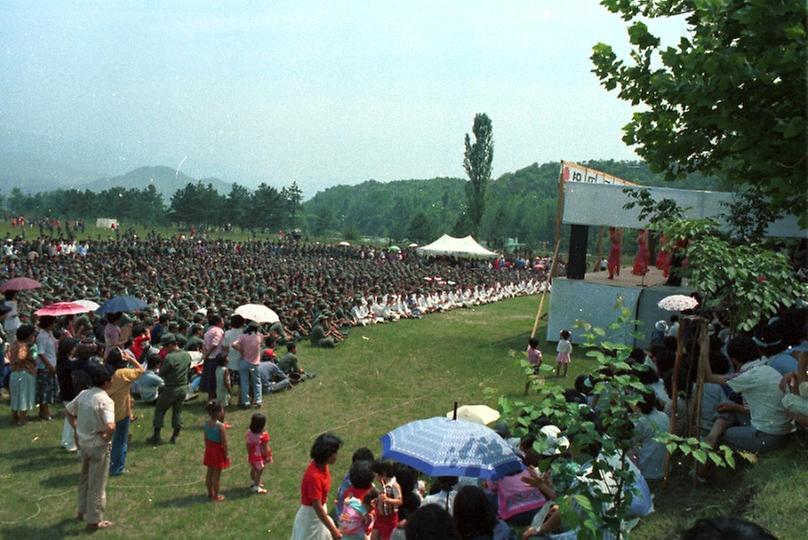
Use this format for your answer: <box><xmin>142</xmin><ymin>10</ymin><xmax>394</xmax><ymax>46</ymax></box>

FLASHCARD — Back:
<box><xmin>1</xmin><ymin>1</ymin><xmax>689</xmax><ymax>196</ymax></box>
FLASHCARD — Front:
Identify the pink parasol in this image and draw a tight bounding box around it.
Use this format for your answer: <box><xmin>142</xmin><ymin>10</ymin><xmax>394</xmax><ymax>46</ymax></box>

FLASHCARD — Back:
<box><xmin>0</xmin><ymin>277</ymin><xmax>42</xmax><ymax>292</ymax></box>
<box><xmin>35</xmin><ymin>302</ymin><xmax>92</xmax><ymax>317</ymax></box>
<box><xmin>657</xmin><ymin>294</ymin><xmax>699</xmax><ymax>312</ymax></box>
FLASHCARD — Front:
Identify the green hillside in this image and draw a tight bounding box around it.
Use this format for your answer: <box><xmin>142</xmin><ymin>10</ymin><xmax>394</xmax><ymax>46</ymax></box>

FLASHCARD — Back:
<box><xmin>302</xmin><ymin>160</ymin><xmax>720</xmax><ymax>249</ymax></box>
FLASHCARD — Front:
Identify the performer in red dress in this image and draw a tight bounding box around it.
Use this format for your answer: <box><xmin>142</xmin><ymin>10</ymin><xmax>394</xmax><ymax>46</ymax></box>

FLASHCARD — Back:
<box><xmin>632</xmin><ymin>229</ymin><xmax>650</xmax><ymax>276</ymax></box>
<box><xmin>655</xmin><ymin>234</ymin><xmax>671</xmax><ymax>277</ymax></box>
<box><xmin>607</xmin><ymin>227</ymin><xmax>622</xmax><ymax>279</ymax></box>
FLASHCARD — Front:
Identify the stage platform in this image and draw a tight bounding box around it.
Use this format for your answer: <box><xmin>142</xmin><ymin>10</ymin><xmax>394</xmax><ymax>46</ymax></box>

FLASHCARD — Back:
<box><xmin>546</xmin><ymin>266</ymin><xmax>690</xmax><ymax>347</ymax></box>
<box><xmin>584</xmin><ymin>266</ymin><xmax>668</xmax><ymax>287</ymax></box>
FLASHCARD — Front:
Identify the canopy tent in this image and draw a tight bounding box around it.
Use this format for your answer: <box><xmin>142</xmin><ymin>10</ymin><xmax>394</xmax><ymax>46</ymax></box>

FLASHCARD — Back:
<box><xmin>416</xmin><ymin>234</ymin><xmax>498</xmax><ymax>259</ymax></box>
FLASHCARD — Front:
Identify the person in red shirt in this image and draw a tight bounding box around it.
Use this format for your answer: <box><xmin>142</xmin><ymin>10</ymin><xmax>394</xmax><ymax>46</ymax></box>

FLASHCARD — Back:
<box><xmin>292</xmin><ymin>433</ymin><xmax>343</xmax><ymax>540</ymax></box>
<box><xmin>130</xmin><ymin>325</ymin><xmax>151</xmax><ymax>360</ymax></box>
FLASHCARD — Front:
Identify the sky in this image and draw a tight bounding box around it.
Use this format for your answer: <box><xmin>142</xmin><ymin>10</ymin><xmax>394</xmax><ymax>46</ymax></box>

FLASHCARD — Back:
<box><xmin>1</xmin><ymin>1</ymin><xmax>690</xmax><ymax>196</ymax></box>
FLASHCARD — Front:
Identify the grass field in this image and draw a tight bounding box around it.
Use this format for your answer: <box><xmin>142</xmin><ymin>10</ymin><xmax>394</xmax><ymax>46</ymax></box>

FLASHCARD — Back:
<box><xmin>0</xmin><ymin>295</ymin><xmax>805</xmax><ymax>539</ymax></box>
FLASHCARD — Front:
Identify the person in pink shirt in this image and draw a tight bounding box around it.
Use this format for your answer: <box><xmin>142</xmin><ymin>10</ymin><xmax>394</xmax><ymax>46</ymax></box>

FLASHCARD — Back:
<box><xmin>200</xmin><ymin>315</ymin><xmax>225</xmax><ymax>400</ymax></box>
<box><xmin>232</xmin><ymin>323</ymin><xmax>264</xmax><ymax>408</ymax></box>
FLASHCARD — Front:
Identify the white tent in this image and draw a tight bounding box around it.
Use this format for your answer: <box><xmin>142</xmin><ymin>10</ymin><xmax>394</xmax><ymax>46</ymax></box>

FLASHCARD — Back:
<box><xmin>415</xmin><ymin>234</ymin><xmax>498</xmax><ymax>259</ymax></box>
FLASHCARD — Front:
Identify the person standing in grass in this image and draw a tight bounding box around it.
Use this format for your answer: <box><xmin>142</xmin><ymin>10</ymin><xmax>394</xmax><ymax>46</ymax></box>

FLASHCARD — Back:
<box><xmin>292</xmin><ymin>433</ymin><xmax>344</xmax><ymax>540</ymax></box>
<box><xmin>146</xmin><ymin>333</ymin><xmax>191</xmax><ymax>444</ymax></box>
<box><xmin>203</xmin><ymin>399</ymin><xmax>230</xmax><ymax>502</ymax></box>
<box><xmin>66</xmin><ymin>364</ymin><xmax>116</xmax><ymax>530</ymax></box>
<box><xmin>9</xmin><ymin>324</ymin><xmax>38</xmax><ymax>426</ymax></box>
<box><xmin>200</xmin><ymin>315</ymin><xmax>225</xmax><ymax>401</ymax></box>
<box><xmin>56</xmin><ymin>337</ymin><xmax>80</xmax><ymax>451</ymax></box>
<box><xmin>555</xmin><ymin>330</ymin><xmax>572</xmax><ymax>378</ymax></box>
<box><xmin>232</xmin><ymin>323</ymin><xmax>264</xmax><ymax>408</ymax></box>
<box><xmin>105</xmin><ymin>347</ymin><xmax>145</xmax><ymax>476</ymax></box>
<box><xmin>35</xmin><ymin>315</ymin><xmax>58</xmax><ymax>421</ymax></box>
<box><xmin>246</xmin><ymin>412</ymin><xmax>272</xmax><ymax>494</ymax></box>
<box><xmin>525</xmin><ymin>337</ymin><xmax>543</xmax><ymax>394</ymax></box>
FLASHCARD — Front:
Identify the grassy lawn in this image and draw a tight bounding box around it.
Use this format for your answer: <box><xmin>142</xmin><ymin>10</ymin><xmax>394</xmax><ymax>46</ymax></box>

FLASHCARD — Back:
<box><xmin>0</xmin><ymin>295</ymin><xmax>805</xmax><ymax>538</ymax></box>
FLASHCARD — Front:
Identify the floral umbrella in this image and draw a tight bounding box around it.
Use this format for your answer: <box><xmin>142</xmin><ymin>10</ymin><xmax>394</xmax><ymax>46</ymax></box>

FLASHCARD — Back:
<box><xmin>658</xmin><ymin>294</ymin><xmax>699</xmax><ymax>312</ymax></box>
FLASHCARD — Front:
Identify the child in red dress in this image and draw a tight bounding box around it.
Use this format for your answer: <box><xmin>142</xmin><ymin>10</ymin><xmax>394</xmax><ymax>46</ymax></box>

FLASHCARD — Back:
<box><xmin>246</xmin><ymin>413</ymin><xmax>272</xmax><ymax>494</ymax></box>
<box><xmin>203</xmin><ymin>399</ymin><xmax>230</xmax><ymax>502</ymax></box>
<box><xmin>370</xmin><ymin>460</ymin><xmax>402</xmax><ymax>540</ymax></box>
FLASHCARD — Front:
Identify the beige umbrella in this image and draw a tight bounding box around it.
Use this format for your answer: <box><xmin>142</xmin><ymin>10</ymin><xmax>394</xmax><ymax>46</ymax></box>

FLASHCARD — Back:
<box><xmin>74</xmin><ymin>299</ymin><xmax>101</xmax><ymax>312</ymax></box>
<box><xmin>445</xmin><ymin>405</ymin><xmax>500</xmax><ymax>425</ymax></box>
<box><xmin>235</xmin><ymin>304</ymin><xmax>280</xmax><ymax>324</ymax></box>
<box><xmin>658</xmin><ymin>294</ymin><xmax>698</xmax><ymax>311</ymax></box>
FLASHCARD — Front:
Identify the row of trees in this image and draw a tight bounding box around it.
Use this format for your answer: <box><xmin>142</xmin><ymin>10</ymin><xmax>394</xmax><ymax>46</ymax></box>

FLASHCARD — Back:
<box><xmin>302</xmin><ymin>159</ymin><xmax>718</xmax><ymax>248</ymax></box>
<box><xmin>168</xmin><ymin>181</ymin><xmax>303</xmax><ymax>230</ymax></box>
<box><xmin>3</xmin><ymin>181</ymin><xmax>304</xmax><ymax>232</ymax></box>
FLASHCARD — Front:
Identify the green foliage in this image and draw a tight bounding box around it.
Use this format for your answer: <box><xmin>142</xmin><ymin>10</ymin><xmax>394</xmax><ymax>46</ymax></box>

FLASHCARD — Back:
<box><xmin>408</xmin><ymin>211</ymin><xmax>436</xmax><ymax>244</ymax></box>
<box><xmin>624</xmin><ymin>188</ymin><xmax>807</xmax><ymax>331</ymax></box>
<box><xmin>623</xmin><ymin>187</ymin><xmax>686</xmax><ymax>227</ymax></box>
<box><xmin>301</xmin><ymin>160</ymin><xmax>716</xmax><ymax>250</ymax></box>
<box><xmin>249</xmin><ymin>183</ymin><xmax>285</xmax><ymax>231</ymax></box>
<box><xmin>280</xmin><ymin>181</ymin><xmax>304</xmax><ymax>228</ymax></box>
<box><xmin>5</xmin><ymin>185</ymin><xmax>168</xmax><ymax>225</ymax></box>
<box><xmin>592</xmin><ymin>0</ymin><xmax>808</xmax><ymax>224</ymax></box>
<box><xmin>663</xmin><ymin>217</ymin><xmax>807</xmax><ymax>331</ymax></box>
<box><xmin>463</xmin><ymin>113</ymin><xmax>494</xmax><ymax>237</ymax></box>
<box><xmin>504</xmin><ymin>302</ymin><xmax>741</xmax><ymax>539</ymax></box>
<box><xmin>721</xmin><ymin>190</ymin><xmax>783</xmax><ymax>242</ymax></box>
<box><xmin>169</xmin><ymin>181</ymin><xmax>222</xmax><ymax>226</ymax></box>
<box><xmin>4</xmin><ymin>178</ymin><xmax>303</xmax><ymax>233</ymax></box>
<box><xmin>224</xmin><ymin>183</ymin><xmax>252</xmax><ymax>230</ymax></box>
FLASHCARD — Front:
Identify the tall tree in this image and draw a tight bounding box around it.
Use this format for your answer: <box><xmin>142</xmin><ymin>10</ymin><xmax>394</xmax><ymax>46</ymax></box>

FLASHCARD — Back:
<box><xmin>224</xmin><ymin>184</ymin><xmax>252</xmax><ymax>231</ymax></box>
<box><xmin>281</xmin><ymin>181</ymin><xmax>304</xmax><ymax>229</ymax></box>
<box><xmin>591</xmin><ymin>0</ymin><xmax>807</xmax><ymax>224</ymax></box>
<box><xmin>463</xmin><ymin>113</ymin><xmax>494</xmax><ymax>237</ymax></box>
<box><xmin>250</xmin><ymin>183</ymin><xmax>284</xmax><ymax>232</ymax></box>
<box><xmin>169</xmin><ymin>182</ymin><xmax>223</xmax><ymax>226</ymax></box>
<box><xmin>408</xmin><ymin>212</ymin><xmax>435</xmax><ymax>244</ymax></box>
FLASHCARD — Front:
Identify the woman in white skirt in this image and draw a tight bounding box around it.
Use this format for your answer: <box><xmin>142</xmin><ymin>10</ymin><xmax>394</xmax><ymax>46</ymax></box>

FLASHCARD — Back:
<box><xmin>291</xmin><ymin>433</ymin><xmax>343</xmax><ymax>540</ymax></box>
<box><xmin>56</xmin><ymin>337</ymin><xmax>81</xmax><ymax>451</ymax></box>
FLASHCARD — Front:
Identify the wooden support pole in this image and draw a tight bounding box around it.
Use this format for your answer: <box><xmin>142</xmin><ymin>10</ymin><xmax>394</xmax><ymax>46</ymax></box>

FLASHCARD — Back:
<box><xmin>663</xmin><ymin>316</ymin><xmax>686</xmax><ymax>481</ymax></box>
<box><xmin>691</xmin><ymin>319</ymin><xmax>709</xmax><ymax>437</ymax></box>
<box><xmin>530</xmin><ymin>239</ymin><xmax>561</xmax><ymax>339</ymax></box>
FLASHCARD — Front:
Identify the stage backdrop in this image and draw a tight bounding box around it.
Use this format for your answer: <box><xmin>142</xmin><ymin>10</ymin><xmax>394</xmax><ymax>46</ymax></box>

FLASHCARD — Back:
<box><xmin>546</xmin><ymin>278</ymin><xmax>692</xmax><ymax>347</ymax></box>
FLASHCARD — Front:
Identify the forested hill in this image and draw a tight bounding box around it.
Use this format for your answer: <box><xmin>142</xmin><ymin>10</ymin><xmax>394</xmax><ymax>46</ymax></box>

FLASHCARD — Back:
<box><xmin>302</xmin><ymin>160</ymin><xmax>720</xmax><ymax>247</ymax></box>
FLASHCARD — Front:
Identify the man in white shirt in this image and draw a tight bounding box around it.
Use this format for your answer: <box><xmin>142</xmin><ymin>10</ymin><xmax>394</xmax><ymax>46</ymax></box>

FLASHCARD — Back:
<box><xmin>66</xmin><ymin>365</ymin><xmax>116</xmax><ymax>530</ymax></box>
<box><xmin>351</xmin><ymin>299</ymin><xmax>371</xmax><ymax>326</ymax></box>
<box><xmin>36</xmin><ymin>316</ymin><xmax>58</xmax><ymax>420</ymax></box>
<box><xmin>703</xmin><ymin>335</ymin><xmax>794</xmax><ymax>453</ymax></box>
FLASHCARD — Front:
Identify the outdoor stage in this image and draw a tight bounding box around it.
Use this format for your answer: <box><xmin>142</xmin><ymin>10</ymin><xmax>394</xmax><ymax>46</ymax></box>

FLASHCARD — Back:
<box><xmin>585</xmin><ymin>266</ymin><xmax>668</xmax><ymax>287</ymax></box>
<box><xmin>546</xmin><ymin>265</ymin><xmax>690</xmax><ymax>347</ymax></box>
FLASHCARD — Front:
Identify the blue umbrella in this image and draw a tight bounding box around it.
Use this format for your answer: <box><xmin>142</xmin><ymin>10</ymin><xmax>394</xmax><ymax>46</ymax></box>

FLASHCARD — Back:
<box><xmin>96</xmin><ymin>296</ymin><xmax>149</xmax><ymax>315</ymax></box>
<box><xmin>380</xmin><ymin>416</ymin><xmax>523</xmax><ymax>480</ymax></box>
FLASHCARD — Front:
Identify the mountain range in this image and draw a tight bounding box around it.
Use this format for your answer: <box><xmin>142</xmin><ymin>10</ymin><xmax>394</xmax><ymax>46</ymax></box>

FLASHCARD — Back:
<box><xmin>0</xmin><ymin>130</ymin><xmax>234</xmax><ymax>198</ymax></box>
<box><xmin>0</xmin><ymin>155</ymin><xmax>233</xmax><ymax>200</ymax></box>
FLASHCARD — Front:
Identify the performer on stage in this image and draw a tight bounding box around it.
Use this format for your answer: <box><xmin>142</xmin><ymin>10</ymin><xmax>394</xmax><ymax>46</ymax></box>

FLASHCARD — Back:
<box><xmin>655</xmin><ymin>234</ymin><xmax>671</xmax><ymax>278</ymax></box>
<box><xmin>632</xmin><ymin>229</ymin><xmax>650</xmax><ymax>276</ymax></box>
<box><xmin>607</xmin><ymin>227</ymin><xmax>622</xmax><ymax>279</ymax></box>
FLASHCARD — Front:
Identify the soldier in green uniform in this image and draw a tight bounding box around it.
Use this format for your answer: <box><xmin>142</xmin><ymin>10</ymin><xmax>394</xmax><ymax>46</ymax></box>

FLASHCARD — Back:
<box><xmin>277</xmin><ymin>342</ymin><xmax>313</xmax><ymax>383</ymax></box>
<box><xmin>309</xmin><ymin>314</ymin><xmax>336</xmax><ymax>348</ymax></box>
<box><xmin>146</xmin><ymin>334</ymin><xmax>191</xmax><ymax>445</ymax></box>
